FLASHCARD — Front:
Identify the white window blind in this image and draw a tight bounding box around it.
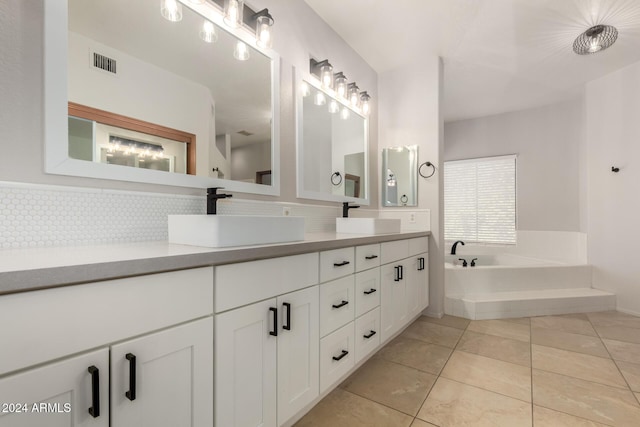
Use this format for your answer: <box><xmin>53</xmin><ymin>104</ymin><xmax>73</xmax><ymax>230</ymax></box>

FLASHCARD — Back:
<box><xmin>444</xmin><ymin>155</ymin><xmax>516</xmax><ymax>244</ymax></box>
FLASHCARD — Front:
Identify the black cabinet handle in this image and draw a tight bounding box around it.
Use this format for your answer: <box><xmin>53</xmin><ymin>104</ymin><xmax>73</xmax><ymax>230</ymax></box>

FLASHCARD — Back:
<box><xmin>283</xmin><ymin>302</ymin><xmax>291</xmax><ymax>331</ymax></box>
<box><xmin>365</xmin><ymin>255</ymin><xmax>378</xmax><ymax>260</ymax></box>
<box><xmin>88</xmin><ymin>366</ymin><xmax>100</xmax><ymax>418</ymax></box>
<box><xmin>333</xmin><ymin>261</ymin><xmax>350</xmax><ymax>267</ymax></box>
<box><xmin>394</xmin><ymin>266</ymin><xmax>400</xmax><ymax>282</ymax></box>
<box><xmin>269</xmin><ymin>307</ymin><xmax>278</xmax><ymax>336</ymax></box>
<box><xmin>399</xmin><ymin>265</ymin><xmax>404</xmax><ymax>280</ymax></box>
<box><xmin>418</xmin><ymin>257</ymin><xmax>425</xmax><ymax>271</ymax></box>
<box><xmin>332</xmin><ymin>300</ymin><xmax>349</xmax><ymax>309</ymax></box>
<box><xmin>363</xmin><ymin>330</ymin><xmax>377</xmax><ymax>339</ymax></box>
<box><xmin>125</xmin><ymin>353</ymin><xmax>136</xmax><ymax>401</ymax></box>
<box><xmin>364</xmin><ymin>288</ymin><xmax>377</xmax><ymax>295</ymax></box>
<box><xmin>332</xmin><ymin>350</ymin><xmax>349</xmax><ymax>361</ymax></box>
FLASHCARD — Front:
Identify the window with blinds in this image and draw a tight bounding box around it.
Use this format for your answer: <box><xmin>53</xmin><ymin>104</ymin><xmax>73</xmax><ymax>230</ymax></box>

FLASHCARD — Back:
<box><xmin>444</xmin><ymin>155</ymin><xmax>516</xmax><ymax>244</ymax></box>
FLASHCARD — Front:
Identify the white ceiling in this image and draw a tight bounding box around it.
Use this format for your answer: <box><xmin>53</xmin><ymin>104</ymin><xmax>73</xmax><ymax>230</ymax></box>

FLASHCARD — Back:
<box><xmin>304</xmin><ymin>0</ymin><xmax>640</xmax><ymax>122</ymax></box>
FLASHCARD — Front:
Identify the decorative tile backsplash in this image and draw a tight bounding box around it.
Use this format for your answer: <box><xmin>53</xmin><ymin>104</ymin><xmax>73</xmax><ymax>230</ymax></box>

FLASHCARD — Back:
<box><xmin>0</xmin><ymin>181</ymin><xmax>341</xmax><ymax>249</ymax></box>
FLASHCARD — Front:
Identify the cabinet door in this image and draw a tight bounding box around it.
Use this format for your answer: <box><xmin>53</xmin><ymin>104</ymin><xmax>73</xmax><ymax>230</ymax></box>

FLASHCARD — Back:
<box><xmin>277</xmin><ymin>286</ymin><xmax>319</xmax><ymax>424</ymax></box>
<box><xmin>406</xmin><ymin>256</ymin><xmax>422</xmax><ymax>318</ymax></box>
<box><xmin>380</xmin><ymin>261</ymin><xmax>408</xmax><ymax>343</ymax></box>
<box><xmin>215</xmin><ymin>299</ymin><xmax>277</xmax><ymax>427</ymax></box>
<box><xmin>111</xmin><ymin>318</ymin><xmax>213</xmax><ymax>427</ymax></box>
<box><xmin>0</xmin><ymin>348</ymin><xmax>108</xmax><ymax>427</ymax></box>
<box><xmin>417</xmin><ymin>254</ymin><xmax>430</xmax><ymax>311</ymax></box>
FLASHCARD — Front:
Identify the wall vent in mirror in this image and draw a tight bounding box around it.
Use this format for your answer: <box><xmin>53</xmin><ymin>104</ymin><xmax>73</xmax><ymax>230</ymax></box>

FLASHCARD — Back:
<box><xmin>382</xmin><ymin>145</ymin><xmax>418</xmax><ymax>207</ymax></box>
<box><xmin>44</xmin><ymin>0</ymin><xmax>281</xmax><ymax>195</ymax></box>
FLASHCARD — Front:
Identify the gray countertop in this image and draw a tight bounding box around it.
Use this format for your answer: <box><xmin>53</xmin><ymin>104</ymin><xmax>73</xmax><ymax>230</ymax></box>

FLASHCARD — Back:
<box><xmin>0</xmin><ymin>231</ymin><xmax>430</xmax><ymax>295</ymax></box>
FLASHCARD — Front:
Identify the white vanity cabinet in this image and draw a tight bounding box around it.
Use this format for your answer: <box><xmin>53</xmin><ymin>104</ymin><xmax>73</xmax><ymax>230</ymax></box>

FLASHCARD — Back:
<box><xmin>380</xmin><ymin>238</ymin><xmax>430</xmax><ymax>343</ymax></box>
<box><xmin>0</xmin><ymin>268</ymin><xmax>214</xmax><ymax>427</ymax></box>
<box><xmin>214</xmin><ymin>254</ymin><xmax>320</xmax><ymax>427</ymax></box>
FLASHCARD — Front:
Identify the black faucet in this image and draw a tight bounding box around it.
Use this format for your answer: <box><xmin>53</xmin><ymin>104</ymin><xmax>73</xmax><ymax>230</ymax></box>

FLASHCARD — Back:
<box><xmin>207</xmin><ymin>187</ymin><xmax>233</xmax><ymax>215</ymax></box>
<box><xmin>458</xmin><ymin>258</ymin><xmax>468</xmax><ymax>267</ymax></box>
<box><xmin>450</xmin><ymin>240</ymin><xmax>465</xmax><ymax>255</ymax></box>
<box><xmin>342</xmin><ymin>202</ymin><xmax>360</xmax><ymax>218</ymax></box>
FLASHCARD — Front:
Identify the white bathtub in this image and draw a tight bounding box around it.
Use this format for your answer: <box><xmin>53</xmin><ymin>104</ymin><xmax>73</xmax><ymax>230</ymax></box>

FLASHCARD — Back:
<box><xmin>445</xmin><ymin>253</ymin><xmax>563</xmax><ymax>268</ymax></box>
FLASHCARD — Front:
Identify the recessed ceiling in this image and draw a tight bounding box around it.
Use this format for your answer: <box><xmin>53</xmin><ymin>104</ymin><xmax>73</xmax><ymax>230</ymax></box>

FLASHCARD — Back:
<box><xmin>304</xmin><ymin>0</ymin><xmax>640</xmax><ymax>122</ymax></box>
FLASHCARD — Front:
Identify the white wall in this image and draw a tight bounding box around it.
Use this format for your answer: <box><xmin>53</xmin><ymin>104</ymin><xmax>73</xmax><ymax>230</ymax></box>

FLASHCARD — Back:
<box><xmin>586</xmin><ymin>60</ymin><xmax>640</xmax><ymax>316</ymax></box>
<box><xmin>379</xmin><ymin>58</ymin><xmax>444</xmax><ymax>317</ymax></box>
<box><xmin>230</xmin><ymin>142</ymin><xmax>271</xmax><ymax>182</ymax></box>
<box><xmin>444</xmin><ymin>99</ymin><xmax>586</xmax><ymax>232</ymax></box>
<box><xmin>0</xmin><ymin>0</ymin><xmax>378</xmax><ymax>205</ymax></box>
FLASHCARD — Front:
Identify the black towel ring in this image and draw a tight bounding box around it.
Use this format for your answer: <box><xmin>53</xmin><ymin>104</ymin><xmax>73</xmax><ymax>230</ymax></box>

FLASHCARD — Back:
<box><xmin>331</xmin><ymin>171</ymin><xmax>343</xmax><ymax>186</ymax></box>
<box><xmin>419</xmin><ymin>161</ymin><xmax>436</xmax><ymax>178</ymax></box>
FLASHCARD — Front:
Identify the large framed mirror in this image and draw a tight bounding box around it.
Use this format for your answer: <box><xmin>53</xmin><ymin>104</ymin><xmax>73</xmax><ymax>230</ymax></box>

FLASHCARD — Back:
<box><xmin>44</xmin><ymin>0</ymin><xmax>280</xmax><ymax>195</ymax></box>
<box><xmin>296</xmin><ymin>77</ymin><xmax>369</xmax><ymax>205</ymax></box>
<box><xmin>382</xmin><ymin>145</ymin><xmax>418</xmax><ymax>207</ymax></box>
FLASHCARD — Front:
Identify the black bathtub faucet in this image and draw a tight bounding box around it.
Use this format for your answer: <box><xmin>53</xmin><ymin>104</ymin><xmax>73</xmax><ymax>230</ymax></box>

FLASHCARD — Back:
<box><xmin>450</xmin><ymin>240</ymin><xmax>465</xmax><ymax>255</ymax></box>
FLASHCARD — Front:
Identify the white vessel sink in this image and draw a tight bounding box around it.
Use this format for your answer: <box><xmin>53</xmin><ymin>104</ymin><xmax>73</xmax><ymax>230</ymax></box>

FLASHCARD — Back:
<box><xmin>336</xmin><ymin>218</ymin><xmax>401</xmax><ymax>235</ymax></box>
<box><xmin>168</xmin><ymin>215</ymin><xmax>305</xmax><ymax>248</ymax></box>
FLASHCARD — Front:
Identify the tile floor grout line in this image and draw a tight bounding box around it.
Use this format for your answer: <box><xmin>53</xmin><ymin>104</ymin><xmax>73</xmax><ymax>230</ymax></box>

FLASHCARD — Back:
<box><xmin>412</xmin><ymin>316</ymin><xmax>469</xmax><ymax>425</ymax></box>
<box><xmin>588</xmin><ymin>312</ymin><xmax>640</xmax><ymax>403</ymax></box>
<box><xmin>336</xmin><ymin>387</ymin><xmax>420</xmax><ymax>421</ymax></box>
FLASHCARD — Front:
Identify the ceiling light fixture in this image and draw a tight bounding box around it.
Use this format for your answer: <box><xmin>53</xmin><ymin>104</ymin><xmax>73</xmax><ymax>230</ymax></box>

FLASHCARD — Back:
<box><xmin>573</xmin><ymin>24</ymin><xmax>618</xmax><ymax>55</ymax></box>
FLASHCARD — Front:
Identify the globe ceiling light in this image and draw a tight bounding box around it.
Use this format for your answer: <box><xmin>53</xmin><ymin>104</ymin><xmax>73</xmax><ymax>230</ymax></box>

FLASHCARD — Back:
<box><xmin>573</xmin><ymin>25</ymin><xmax>618</xmax><ymax>55</ymax></box>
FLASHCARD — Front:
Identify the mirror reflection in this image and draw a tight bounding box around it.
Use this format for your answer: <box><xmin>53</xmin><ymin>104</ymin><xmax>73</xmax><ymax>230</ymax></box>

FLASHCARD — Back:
<box><xmin>67</xmin><ymin>0</ymin><xmax>273</xmax><ymax>185</ymax></box>
<box><xmin>382</xmin><ymin>145</ymin><xmax>418</xmax><ymax>207</ymax></box>
<box><xmin>299</xmin><ymin>82</ymin><xmax>368</xmax><ymax>202</ymax></box>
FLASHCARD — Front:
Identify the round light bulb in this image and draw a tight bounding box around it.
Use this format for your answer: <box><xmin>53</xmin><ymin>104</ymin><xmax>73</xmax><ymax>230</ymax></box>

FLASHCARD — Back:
<box><xmin>160</xmin><ymin>0</ymin><xmax>182</xmax><ymax>22</ymax></box>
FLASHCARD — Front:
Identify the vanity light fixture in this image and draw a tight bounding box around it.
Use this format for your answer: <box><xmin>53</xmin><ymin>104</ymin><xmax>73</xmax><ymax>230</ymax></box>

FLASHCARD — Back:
<box><xmin>334</xmin><ymin>72</ymin><xmax>348</xmax><ymax>99</ymax></box>
<box><xmin>200</xmin><ymin>20</ymin><xmax>218</xmax><ymax>43</ymax></box>
<box><xmin>348</xmin><ymin>83</ymin><xmax>360</xmax><ymax>107</ymax></box>
<box><xmin>300</xmin><ymin>82</ymin><xmax>311</xmax><ymax>97</ymax></box>
<box><xmin>314</xmin><ymin>90</ymin><xmax>327</xmax><ymax>106</ymax></box>
<box><xmin>253</xmin><ymin>9</ymin><xmax>274</xmax><ymax>49</ymax></box>
<box><xmin>360</xmin><ymin>91</ymin><xmax>371</xmax><ymax>116</ymax></box>
<box><xmin>234</xmin><ymin>40</ymin><xmax>250</xmax><ymax>60</ymax></box>
<box><xmin>224</xmin><ymin>0</ymin><xmax>244</xmax><ymax>28</ymax></box>
<box><xmin>310</xmin><ymin>59</ymin><xmax>334</xmax><ymax>89</ymax></box>
<box><xmin>328</xmin><ymin>99</ymin><xmax>340</xmax><ymax>114</ymax></box>
<box><xmin>573</xmin><ymin>24</ymin><xmax>618</xmax><ymax>55</ymax></box>
<box><xmin>160</xmin><ymin>0</ymin><xmax>183</xmax><ymax>22</ymax></box>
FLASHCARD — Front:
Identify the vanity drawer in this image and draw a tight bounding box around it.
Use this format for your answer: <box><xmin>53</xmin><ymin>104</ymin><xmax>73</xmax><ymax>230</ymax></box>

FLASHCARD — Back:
<box><xmin>0</xmin><ymin>267</ymin><xmax>214</xmax><ymax>375</ymax></box>
<box><xmin>355</xmin><ymin>268</ymin><xmax>381</xmax><ymax>317</ymax></box>
<box><xmin>355</xmin><ymin>244</ymin><xmax>381</xmax><ymax>272</ymax></box>
<box><xmin>215</xmin><ymin>253</ymin><xmax>319</xmax><ymax>313</ymax></box>
<box><xmin>320</xmin><ymin>247</ymin><xmax>355</xmax><ymax>282</ymax></box>
<box><xmin>320</xmin><ymin>276</ymin><xmax>355</xmax><ymax>337</ymax></box>
<box><xmin>409</xmin><ymin>237</ymin><xmax>429</xmax><ymax>256</ymax></box>
<box><xmin>381</xmin><ymin>239</ymin><xmax>410</xmax><ymax>264</ymax></box>
<box><xmin>320</xmin><ymin>322</ymin><xmax>355</xmax><ymax>393</ymax></box>
<box><xmin>355</xmin><ymin>307</ymin><xmax>381</xmax><ymax>364</ymax></box>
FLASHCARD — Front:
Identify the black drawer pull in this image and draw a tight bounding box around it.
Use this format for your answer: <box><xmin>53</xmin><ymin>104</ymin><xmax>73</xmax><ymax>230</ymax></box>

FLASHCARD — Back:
<box><xmin>269</xmin><ymin>307</ymin><xmax>278</xmax><ymax>336</ymax></box>
<box><xmin>283</xmin><ymin>302</ymin><xmax>291</xmax><ymax>331</ymax></box>
<box><xmin>363</xmin><ymin>330</ymin><xmax>377</xmax><ymax>339</ymax></box>
<box><xmin>333</xmin><ymin>261</ymin><xmax>350</xmax><ymax>267</ymax></box>
<box><xmin>125</xmin><ymin>353</ymin><xmax>136</xmax><ymax>401</ymax></box>
<box><xmin>88</xmin><ymin>366</ymin><xmax>100</xmax><ymax>418</ymax></box>
<box><xmin>364</xmin><ymin>288</ymin><xmax>377</xmax><ymax>295</ymax></box>
<box><xmin>332</xmin><ymin>350</ymin><xmax>349</xmax><ymax>361</ymax></box>
<box><xmin>332</xmin><ymin>300</ymin><xmax>349</xmax><ymax>309</ymax></box>
<box><xmin>365</xmin><ymin>255</ymin><xmax>378</xmax><ymax>260</ymax></box>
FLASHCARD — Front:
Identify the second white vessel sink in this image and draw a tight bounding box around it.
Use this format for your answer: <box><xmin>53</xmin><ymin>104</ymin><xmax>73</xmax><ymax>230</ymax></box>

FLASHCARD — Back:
<box><xmin>336</xmin><ymin>218</ymin><xmax>401</xmax><ymax>235</ymax></box>
<box><xmin>168</xmin><ymin>215</ymin><xmax>305</xmax><ymax>248</ymax></box>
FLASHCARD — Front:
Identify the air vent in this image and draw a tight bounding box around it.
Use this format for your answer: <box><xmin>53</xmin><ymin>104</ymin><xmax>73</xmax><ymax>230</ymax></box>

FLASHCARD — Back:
<box><xmin>93</xmin><ymin>52</ymin><xmax>117</xmax><ymax>74</ymax></box>
<box><xmin>237</xmin><ymin>130</ymin><xmax>253</xmax><ymax>136</ymax></box>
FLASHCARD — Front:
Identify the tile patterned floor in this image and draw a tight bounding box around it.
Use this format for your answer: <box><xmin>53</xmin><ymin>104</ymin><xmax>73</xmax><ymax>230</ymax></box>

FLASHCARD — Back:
<box><xmin>295</xmin><ymin>311</ymin><xmax>640</xmax><ymax>427</ymax></box>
